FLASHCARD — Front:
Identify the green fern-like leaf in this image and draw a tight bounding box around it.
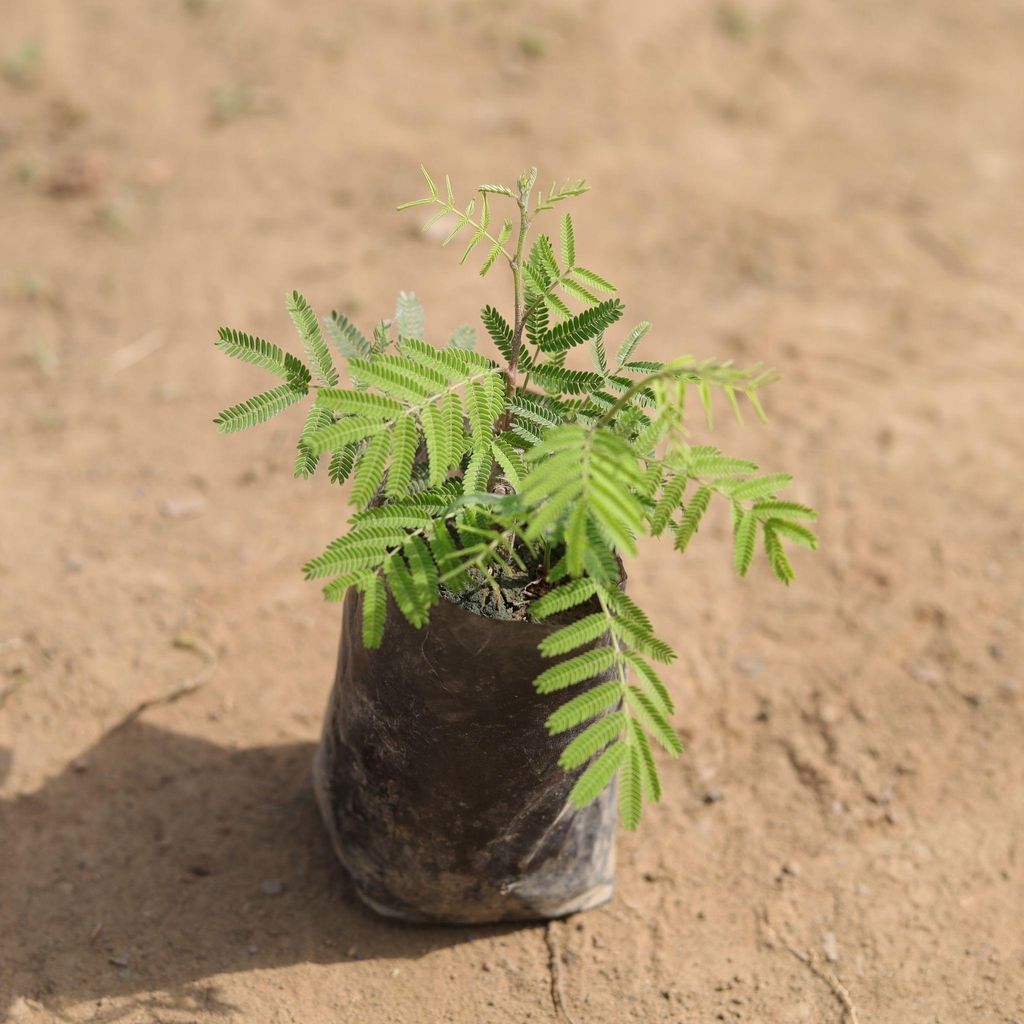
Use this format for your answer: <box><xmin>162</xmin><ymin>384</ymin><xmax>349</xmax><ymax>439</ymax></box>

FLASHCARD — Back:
<box><xmin>479</xmin><ymin>218</ymin><xmax>512</xmax><ymax>276</ymax></box>
<box><xmin>531</xmin><ymin>578</ymin><xmax>598</xmax><ymax>619</ymax></box>
<box><xmin>726</xmin><ymin>473</ymin><xmax>793</xmax><ymax>501</ymax></box>
<box><xmin>533</xmin><ymin>648</ymin><xmax>617</xmax><ymax>694</ymax></box>
<box><xmin>303</xmin><ymin>532</ymin><xmax>404</xmax><ymax>580</ymax></box>
<box><xmin>628</xmin><ymin>719</ymin><xmax>661</xmax><ymax>802</ymax></box>
<box><xmin>403</xmin><ymin>534</ymin><xmax>440</xmax><ymax>598</ymax></box>
<box><xmin>491</xmin><ymin>435</ymin><xmax>526</xmax><ymax>489</ymax></box>
<box><xmin>351</xmin><ymin>431</ymin><xmax>392</xmax><ymax>507</ymax></box>
<box><xmin>751</xmin><ymin>499</ymin><xmax>817</xmax><ymax>522</ymax></box>
<box><xmin>395</xmin><ymin>291</ymin><xmax>425</xmax><ymax>340</ymax></box>
<box><xmin>624</xmin><ymin>653</ymin><xmax>676</xmax><ymax>719</ymax></box>
<box><xmin>355</xmin><ymin>354</ymin><xmax>449</xmax><ymax>401</ymax></box>
<box><xmin>328</xmin><ymin>443</ymin><xmax>357</xmax><ymax>485</ymax></box>
<box><xmin>295</xmin><ymin>406</ymin><xmax>334</xmax><ymax>478</ymax></box>
<box><xmin>536</xmin><ymin>177</ymin><xmax>589</xmax><ymax>211</ymax></box>
<box><xmin>531</xmin><ymin>234</ymin><xmax>560</xmax><ymax>282</ymax></box>
<box><xmin>572</xmin><ymin>267</ymin><xmax>616</xmax><ymax>294</ymax></box>
<box><xmin>324</xmin><ymin>310</ymin><xmax>371</xmax><ymax>359</ymax></box>
<box><xmin>421</xmin><ymin>401</ymin><xmax>450</xmax><ymax>487</ymax></box>
<box><xmin>305</xmin><ymin>418</ymin><xmax>389</xmax><ymax>456</ymax></box>
<box><xmin>430</xmin><ymin>520</ymin><xmax>471</xmax><ymax>591</ymax></box>
<box><xmin>767</xmin><ymin>519</ymin><xmax>818</xmax><ymax>549</ymax></box>
<box><xmin>463</xmin><ymin>445</ymin><xmax>493</xmax><ymax>494</ymax></box>
<box><xmin>315</xmin><ymin>389</ymin><xmax>405</xmax><ymax>417</ymax></box>
<box><xmin>614</xmin><ymin>322</ymin><xmax>650</xmax><ymax>367</ymax></box>
<box><xmin>321</xmin><ymin>570</ymin><xmax>374</xmax><ymax>603</ymax></box>
<box><xmin>624</xmin><ymin>686</ymin><xmax>684</xmax><ymax>755</ymax></box>
<box><xmin>449</xmin><ymin>324</ymin><xmax>477</xmax><ymax>350</ymax></box>
<box><xmin>384</xmin><ymin>552</ymin><xmax>431</xmax><ymax>627</ymax></box>
<box><xmin>509</xmin><ymin>394</ymin><xmax>566</xmax><ymax>432</ymax></box>
<box><xmin>360</xmin><ymin>573</ymin><xmax>387</xmax><ymax>647</ymax></box>
<box><xmin>538</xmin><ymin>299</ymin><xmax>625</xmax><ymax>354</ymax></box>
<box><xmin>545</xmin><ymin>681</ymin><xmax>622</xmax><ymax>734</ymax></box>
<box><xmin>214</xmin><ymin>328</ymin><xmax>311</xmax><ymax>387</ymax></box>
<box><xmin>650</xmin><ymin>474</ymin><xmax>687</xmax><ymax>535</ymax></box>
<box><xmin>559</xmin><ymin>212</ymin><xmax>576</xmax><ymax>268</ymax></box>
<box><xmin>287</xmin><ymin>291</ymin><xmax>337</xmax><ymax>387</ymax></box>
<box><xmin>763</xmin><ymin>523</ymin><xmax>795</xmax><ymax>584</ymax></box>
<box><xmin>443</xmin><ymin>391</ymin><xmax>468</xmax><ymax>461</ymax></box>
<box><xmin>560</xmin><ymin>276</ymin><xmax>599</xmax><ymax>305</ymax></box>
<box><xmin>526</xmin><ymin>292</ymin><xmax>550</xmax><ymax>346</ymax></box>
<box><xmin>674</xmin><ymin>485</ymin><xmax>712</xmax><ymax>551</ymax></box>
<box><xmin>465</xmin><ymin>380</ymin><xmax>495</xmax><ymax>451</ymax></box>
<box><xmin>386</xmin><ymin>416</ymin><xmax>418</xmax><ymax>497</ymax></box>
<box><xmin>559</xmin><ymin>711</ymin><xmax>626</xmax><ymax>769</ymax></box>
<box><xmin>214</xmin><ymin>383</ymin><xmax>308</xmax><ymax>434</ymax></box>
<box><xmin>481</xmin><ymin>305</ymin><xmax>514</xmax><ymax>362</ymax></box>
<box><xmin>618</xmin><ymin>744</ymin><xmax>644</xmax><ymax>830</ymax></box>
<box><xmin>522</xmin><ymin>425</ymin><xmax>646</xmax><ymax>563</ymax></box>
<box><xmin>529</xmin><ymin>365</ymin><xmax>607</xmax><ymax>396</ymax></box>
<box><xmin>733</xmin><ymin>508</ymin><xmax>757</xmax><ymax>576</ymax></box>
<box><xmin>569</xmin><ymin>741</ymin><xmax>627</xmax><ymax>808</ymax></box>
<box><xmin>538</xmin><ymin>613</ymin><xmax>609</xmax><ymax>657</ymax></box>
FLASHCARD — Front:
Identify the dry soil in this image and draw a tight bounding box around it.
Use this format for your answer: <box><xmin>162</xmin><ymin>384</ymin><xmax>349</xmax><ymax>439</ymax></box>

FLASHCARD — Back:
<box><xmin>2</xmin><ymin>1</ymin><xmax>1023</xmax><ymax>1022</ymax></box>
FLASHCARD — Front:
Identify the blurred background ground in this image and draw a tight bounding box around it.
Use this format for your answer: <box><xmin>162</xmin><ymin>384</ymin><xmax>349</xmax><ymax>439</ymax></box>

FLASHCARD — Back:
<box><xmin>2</xmin><ymin>1</ymin><xmax>1023</xmax><ymax>1021</ymax></box>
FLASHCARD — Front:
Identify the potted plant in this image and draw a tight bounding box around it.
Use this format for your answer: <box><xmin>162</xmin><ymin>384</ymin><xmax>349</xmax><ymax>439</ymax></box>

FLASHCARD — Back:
<box><xmin>213</xmin><ymin>167</ymin><xmax>818</xmax><ymax>923</ymax></box>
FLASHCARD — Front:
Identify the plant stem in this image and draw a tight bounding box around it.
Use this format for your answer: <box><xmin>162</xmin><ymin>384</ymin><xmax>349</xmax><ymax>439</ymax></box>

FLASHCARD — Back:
<box><xmin>507</xmin><ymin>195</ymin><xmax>531</xmax><ymax>384</ymax></box>
<box><xmin>595</xmin><ymin>364</ymin><xmax>692</xmax><ymax>429</ymax></box>
<box><xmin>497</xmin><ymin>170</ymin><xmax>535</xmax><ymax>430</ymax></box>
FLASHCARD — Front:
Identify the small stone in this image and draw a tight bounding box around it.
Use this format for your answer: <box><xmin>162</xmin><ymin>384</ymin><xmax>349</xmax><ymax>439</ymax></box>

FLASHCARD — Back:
<box><xmin>160</xmin><ymin>494</ymin><xmax>207</xmax><ymax>519</ymax></box>
<box><xmin>108</xmin><ymin>954</ymin><xmax>129</xmax><ymax>968</ymax></box>
<box><xmin>259</xmin><ymin>878</ymin><xmax>283</xmax><ymax>896</ymax></box>
<box><xmin>703</xmin><ymin>787</ymin><xmax>723</xmax><ymax>805</ymax></box>
<box><xmin>909</xmin><ymin>660</ymin><xmax>944</xmax><ymax>686</ymax></box>
<box><xmin>782</xmin><ymin>861</ymin><xmax>801</xmax><ymax>877</ymax></box>
<box><xmin>247</xmin><ymin>944</ymin><xmax>258</xmax><ymax>955</ymax></box>
<box><xmin>821</xmin><ymin>931</ymin><xmax>839</xmax><ymax>963</ymax></box>
<box><xmin>71</xmin><ymin>758</ymin><xmax>89</xmax><ymax>773</ymax></box>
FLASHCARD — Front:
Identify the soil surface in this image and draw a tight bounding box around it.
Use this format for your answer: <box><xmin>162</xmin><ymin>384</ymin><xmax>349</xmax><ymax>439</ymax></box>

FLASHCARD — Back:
<box><xmin>2</xmin><ymin>1</ymin><xmax>1023</xmax><ymax>1022</ymax></box>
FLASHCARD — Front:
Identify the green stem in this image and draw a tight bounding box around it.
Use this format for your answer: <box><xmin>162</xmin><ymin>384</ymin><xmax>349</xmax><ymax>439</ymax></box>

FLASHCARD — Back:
<box><xmin>507</xmin><ymin>196</ymin><xmax>531</xmax><ymax>382</ymax></box>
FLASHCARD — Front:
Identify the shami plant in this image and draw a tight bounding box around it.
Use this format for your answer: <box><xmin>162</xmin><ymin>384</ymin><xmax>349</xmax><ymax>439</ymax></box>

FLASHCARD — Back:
<box><xmin>214</xmin><ymin>167</ymin><xmax>818</xmax><ymax>829</ymax></box>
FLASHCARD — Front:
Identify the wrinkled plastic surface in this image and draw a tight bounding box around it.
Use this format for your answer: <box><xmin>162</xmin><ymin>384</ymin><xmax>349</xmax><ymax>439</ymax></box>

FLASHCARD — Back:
<box><xmin>313</xmin><ymin>587</ymin><xmax>619</xmax><ymax>923</ymax></box>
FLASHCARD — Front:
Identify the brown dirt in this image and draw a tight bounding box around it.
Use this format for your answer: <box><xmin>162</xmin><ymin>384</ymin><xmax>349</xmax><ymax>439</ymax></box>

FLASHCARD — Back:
<box><xmin>2</xmin><ymin>1</ymin><xmax>1023</xmax><ymax>1021</ymax></box>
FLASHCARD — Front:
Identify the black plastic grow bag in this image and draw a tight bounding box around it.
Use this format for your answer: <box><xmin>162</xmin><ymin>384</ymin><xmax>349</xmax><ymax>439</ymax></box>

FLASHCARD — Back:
<box><xmin>313</xmin><ymin>586</ymin><xmax>619</xmax><ymax>923</ymax></box>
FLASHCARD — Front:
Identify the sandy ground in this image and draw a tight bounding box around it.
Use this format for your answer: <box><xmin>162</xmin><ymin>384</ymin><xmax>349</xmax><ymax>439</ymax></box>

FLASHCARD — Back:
<box><xmin>3</xmin><ymin>1</ymin><xmax>1024</xmax><ymax>1021</ymax></box>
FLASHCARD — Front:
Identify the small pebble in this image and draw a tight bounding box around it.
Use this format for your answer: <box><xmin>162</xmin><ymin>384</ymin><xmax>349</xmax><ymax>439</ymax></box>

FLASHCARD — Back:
<box><xmin>107</xmin><ymin>954</ymin><xmax>129</xmax><ymax>968</ymax></box>
<box><xmin>259</xmin><ymin>878</ymin><xmax>283</xmax><ymax>896</ymax></box>
<box><xmin>782</xmin><ymin>861</ymin><xmax>801</xmax><ymax>877</ymax></box>
<box><xmin>703</xmin><ymin>787</ymin><xmax>723</xmax><ymax>805</ymax></box>
<box><xmin>821</xmin><ymin>931</ymin><xmax>839</xmax><ymax>963</ymax></box>
<box><xmin>247</xmin><ymin>944</ymin><xmax>258</xmax><ymax>955</ymax></box>
<box><xmin>909</xmin><ymin>660</ymin><xmax>944</xmax><ymax>686</ymax></box>
<box><xmin>160</xmin><ymin>495</ymin><xmax>207</xmax><ymax>519</ymax></box>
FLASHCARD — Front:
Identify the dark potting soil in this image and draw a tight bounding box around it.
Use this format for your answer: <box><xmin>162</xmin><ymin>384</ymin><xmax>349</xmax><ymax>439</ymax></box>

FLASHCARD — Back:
<box><xmin>439</xmin><ymin>564</ymin><xmax>556</xmax><ymax>621</ymax></box>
